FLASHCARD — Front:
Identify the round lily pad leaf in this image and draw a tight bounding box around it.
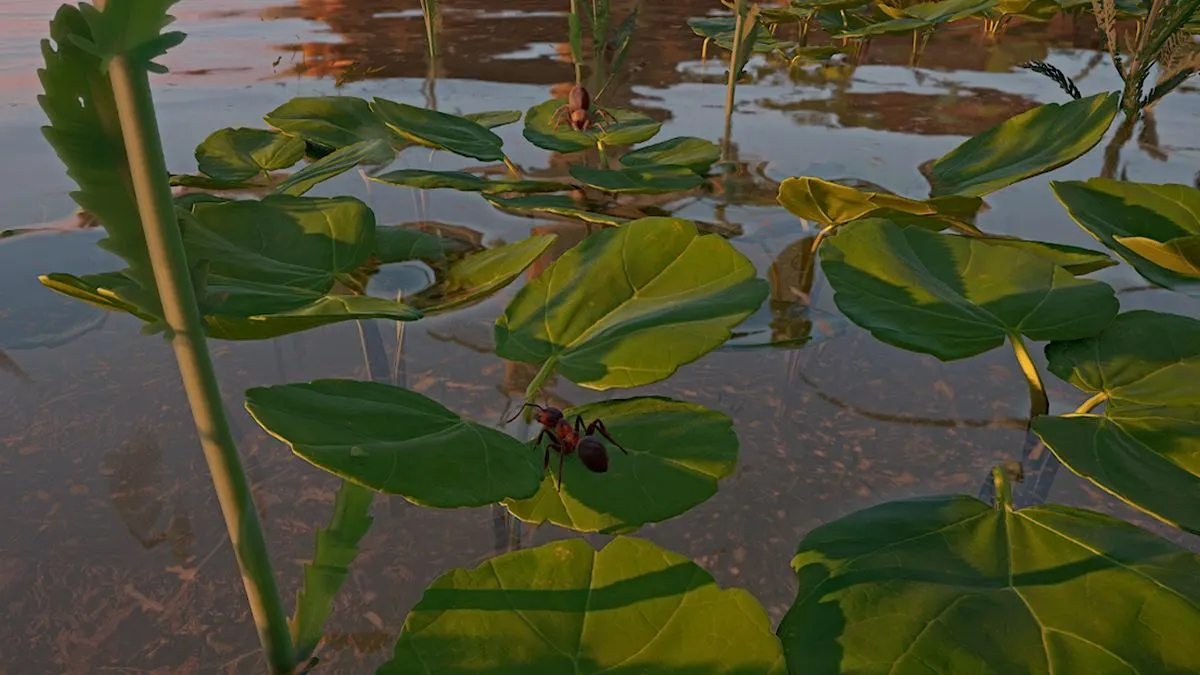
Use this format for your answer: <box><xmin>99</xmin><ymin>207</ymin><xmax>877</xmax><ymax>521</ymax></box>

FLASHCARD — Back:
<box><xmin>569</xmin><ymin>164</ymin><xmax>705</xmax><ymax>194</ymax></box>
<box><xmin>1052</xmin><ymin>178</ymin><xmax>1200</xmax><ymax>295</ymax></box>
<box><xmin>973</xmin><ymin>237</ymin><xmax>1116</xmax><ymax>275</ymax></box>
<box><xmin>778</xmin><ymin>176</ymin><xmax>983</xmax><ymax>227</ymax></box>
<box><xmin>503</xmin><ymin>397</ymin><xmax>738</xmax><ymax>534</ymax></box>
<box><xmin>495</xmin><ymin>217</ymin><xmax>769</xmax><ymax>390</ymax></box>
<box><xmin>687</xmin><ymin>17</ymin><xmax>789</xmax><ymax>52</ymax></box>
<box><xmin>378</xmin><ymin>536</ymin><xmax>786</xmax><ymax>674</ymax></box>
<box><xmin>779</xmin><ymin>494</ymin><xmax>1200</xmax><ymax>674</ymax></box>
<box><xmin>484</xmin><ymin>194</ymin><xmax>626</xmax><ymax>226</ymax></box>
<box><xmin>620</xmin><ymin>136</ymin><xmax>720</xmax><ymax>174</ymax></box>
<box><xmin>244</xmin><ymin>380</ymin><xmax>542</xmax><ymax>507</ymax></box>
<box><xmin>194</xmin><ymin>127</ymin><xmax>306</xmax><ymax>182</ymax></box>
<box><xmin>819</xmin><ymin>218</ymin><xmax>1118</xmax><ymax>360</ymax></box>
<box><xmin>370</xmin><ymin>169</ymin><xmax>571</xmax><ymax>195</ymax></box>
<box><xmin>522</xmin><ymin>97</ymin><xmax>662</xmax><ymax>154</ymax></box>
<box><xmin>1033</xmin><ymin>310</ymin><xmax>1200</xmax><ymax>534</ymax></box>
<box><xmin>371</xmin><ymin>97</ymin><xmax>505</xmax><ymax>162</ymax></box>
<box><xmin>264</xmin><ymin>95</ymin><xmax>398</xmax><ymax>151</ymax></box>
<box><xmin>900</xmin><ymin>0</ymin><xmax>998</xmax><ymax>23</ymax></box>
<box><xmin>840</xmin><ymin>16</ymin><xmax>930</xmax><ymax>37</ymax></box>
<box><xmin>408</xmin><ymin>234</ymin><xmax>557</xmax><ymax>314</ymax></box>
<box><xmin>928</xmin><ymin>92</ymin><xmax>1119</xmax><ymax>197</ymax></box>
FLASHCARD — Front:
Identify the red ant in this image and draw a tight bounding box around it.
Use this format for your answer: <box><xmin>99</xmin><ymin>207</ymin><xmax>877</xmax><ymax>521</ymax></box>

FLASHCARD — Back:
<box><xmin>505</xmin><ymin>402</ymin><xmax>628</xmax><ymax>492</ymax></box>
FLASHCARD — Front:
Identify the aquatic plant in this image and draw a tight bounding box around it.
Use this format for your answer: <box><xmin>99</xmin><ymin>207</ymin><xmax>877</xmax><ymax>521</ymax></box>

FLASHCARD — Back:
<box><xmin>32</xmin><ymin>1</ymin><xmax>1200</xmax><ymax>674</ymax></box>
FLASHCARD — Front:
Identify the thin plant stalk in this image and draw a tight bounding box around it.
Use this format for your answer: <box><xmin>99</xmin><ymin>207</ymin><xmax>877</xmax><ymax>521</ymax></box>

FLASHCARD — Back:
<box><xmin>722</xmin><ymin>5</ymin><xmax>747</xmax><ymax>160</ymax></box>
<box><xmin>1009</xmin><ymin>333</ymin><xmax>1049</xmax><ymax>420</ymax></box>
<box><xmin>97</xmin><ymin>13</ymin><xmax>295</xmax><ymax>673</ymax></box>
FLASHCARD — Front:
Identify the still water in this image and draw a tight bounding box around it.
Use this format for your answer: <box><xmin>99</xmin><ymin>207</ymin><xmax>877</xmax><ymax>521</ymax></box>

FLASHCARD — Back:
<box><xmin>1</xmin><ymin>1</ymin><xmax>1197</xmax><ymax>672</ymax></box>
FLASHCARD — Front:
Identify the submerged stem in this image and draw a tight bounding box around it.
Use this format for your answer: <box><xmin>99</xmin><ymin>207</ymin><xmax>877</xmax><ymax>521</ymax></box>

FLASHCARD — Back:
<box><xmin>1076</xmin><ymin>391</ymin><xmax>1109</xmax><ymax>415</ymax></box>
<box><xmin>502</xmin><ymin>155</ymin><xmax>523</xmax><ymax>179</ymax></box>
<box><xmin>104</xmin><ymin>50</ymin><xmax>295</xmax><ymax>674</ymax></box>
<box><xmin>1009</xmin><ymin>333</ymin><xmax>1049</xmax><ymax>420</ymax></box>
<box><xmin>810</xmin><ymin>223</ymin><xmax>837</xmax><ymax>253</ymax></box>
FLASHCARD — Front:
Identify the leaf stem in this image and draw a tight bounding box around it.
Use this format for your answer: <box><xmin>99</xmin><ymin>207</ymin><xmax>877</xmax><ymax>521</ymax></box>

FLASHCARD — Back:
<box><xmin>524</xmin><ymin>357</ymin><xmax>558</xmax><ymax>403</ymax></box>
<box><xmin>502</xmin><ymin>154</ymin><xmax>523</xmax><ymax>179</ymax></box>
<box><xmin>103</xmin><ymin>44</ymin><xmax>295</xmax><ymax>674</ymax></box>
<box><xmin>991</xmin><ymin>465</ymin><xmax>1014</xmax><ymax>511</ymax></box>
<box><xmin>1075</xmin><ymin>391</ymin><xmax>1109</xmax><ymax>415</ymax></box>
<box><xmin>1009</xmin><ymin>333</ymin><xmax>1049</xmax><ymax>420</ymax></box>
<box><xmin>810</xmin><ymin>223</ymin><xmax>836</xmax><ymax>253</ymax></box>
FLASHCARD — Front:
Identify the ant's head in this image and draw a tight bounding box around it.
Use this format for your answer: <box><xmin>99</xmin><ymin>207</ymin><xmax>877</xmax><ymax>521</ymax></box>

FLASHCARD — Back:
<box><xmin>577</xmin><ymin>437</ymin><xmax>608</xmax><ymax>473</ymax></box>
<box><xmin>506</xmin><ymin>402</ymin><xmax>563</xmax><ymax>427</ymax></box>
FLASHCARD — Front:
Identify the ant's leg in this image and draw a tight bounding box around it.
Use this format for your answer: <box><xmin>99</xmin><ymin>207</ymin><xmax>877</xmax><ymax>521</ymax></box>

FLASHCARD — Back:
<box><xmin>534</xmin><ymin>427</ymin><xmax>555</xmax><ymax>448</ymax></box>
<box><xmin>505</xmin><ymin>402</ymin><xmax>543</xmax><ymax>424</ymax></box>
<box><xmin>587</xmin><ymin>419</ymin><xmax>628</xmax><ymax>454</ymax></box>
<box><xmin>556</xmin><ymin>450</ymin><xmax>566</xmax><ymax>492</ymax></box>
<box><xmin>573</xmin><ymin>415</ymin><xmax>586</xmax><ymax>436</ymax></box>
<box><xmin>543</xmin><ymin>442</ymin><xmax>553</xmax><ymax>471</ymax></box>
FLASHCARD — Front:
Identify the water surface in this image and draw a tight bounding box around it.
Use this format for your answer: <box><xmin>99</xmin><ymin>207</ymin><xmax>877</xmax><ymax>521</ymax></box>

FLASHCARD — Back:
<box><xmin>1</xmin><ymin>2</ymin><xmax>1197</xmax><ymax>672</ymax></box>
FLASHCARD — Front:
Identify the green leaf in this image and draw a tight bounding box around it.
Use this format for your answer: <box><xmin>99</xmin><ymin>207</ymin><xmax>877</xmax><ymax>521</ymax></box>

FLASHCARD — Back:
<box><xmin>38</xmin><ymin>5</ymin><xmax>161</xmax><ymax>317</ymax></box>
<box><xmin>522</xmin><ymin>98</ymin><xmax>662</xmax><ymax>154</ymax></box>
<box><xmin>378</xmin><ymin>536</ymin><xmax>786</xmax><ymax>674</ymax></box>
<box><xmin>779</xmin><ymin>494</ymin><xmax>1200</xmax><ymax>674</ymax></box>
<box><xmin>619</xmin><ymin>136</ymin><xmax>720</xmax><ymax>173</ymax></box>
<box><xmin>686</xmin><ymin>17</ymin><xmax>788</xmax><ymax>52</ymax></box>
<box><xmin>504</xmin><ymin>397</ymin><xmax>738</xmax><ymax>534</ymax></box>
<box><xmin>902</xmin><ymin>0</ymin><xmax>999</xmax><ymax>23</ymax></box>
<box><xmin>483</xmin><ymin>194</ymin><xmax>626</xmax><ymax>226</ymax></box>
<box><xmin>1033</xmin><ymin>310</ymin><xmax>1200</xmax><ymax>534</ymax></box>
<box><xmin>73</xmin><ymin>0</ymin><xmax>185</xmax><ymax>71</ymax></box>
<box><xmin>463</xmin><ymin>109</ymin><xmax>522</xmax><ymax>129</ymax></box>
<box><xmin>290</xmin><ymin>481</ymin><xmax>374</xmax><ymax>661</ymax></box>
<box><xmin>194</xmin><ymin>127</ymin><xmax>306</xmax><ymax>182</ymax></box>
<box><xmin>408</xmin><ymin>235</ymin><xmax>555</xmax><ymax>314</ymax></box>
<box><xmin>569</xmin><ymin>164</ymin><xmax>705</xmax><ymax>194</ymax></box>
<box><xmin>370</xmin><ymin>169</ymin><xmax>571</xmax><ymax>194</ymax></box>
<box><xmin>275</xmin><ymin>139</ymin><xmax>395</xmax><ymax>197</ymax></box>
<box><xmin>928</xmin><ymin>92</ymin><xmax>1119</xmax><ymax>197</ymax></box>
<box><xmin>495</xmin><ymin>217</ymin><xmax>769</xmax><ymax>390</ymax></box>
<box><xmin>264</xmin><ymin>95</ymin><xmax>399</xmax><ymax>151</ymax></box>
<box><xmin>168</xmin><ymin>174</ymin><xmax>263</xmax><ymax>190</ymax></box>
<box><xmin>371</xmin><ymin>98</ymin><xmax>505</xmax><ymax>162</ymax></box>
<box><xmin>974</xmin><ymin>237</ymin><xmax>1116</xmax><ymax>275</ymax></box>
<box><xmin>244</xmin><ymin>380</ymin><xmax>542</xmax><ymax>507</ymax></box>
<box><xmin>1052</xmin><ymin>179</ymin><xmax>1200</xmax><ymax>294</ymax></box>
<box><xmin>1115</xmin><ymin>235</ymin><xmax>1200</xmax><ymax>276</ymax></box>
<box><xmin>778</xmin><ymin>176</ymin><xmax>983</xmax><ymax>227</ymax></box>
<box><xmin>839</xmin><ymin>16</ymin><xmax>931</xmax><ymax>37</ymax></box>
<box><xmin>819</xmin><ymin>218</ymin><xmax>1118</xmax><ymax>360</ymax></box>
<box><xmin>374</xmin><ymin>226</ymin><xmax>447</xmax><ymax>265</ymax></box>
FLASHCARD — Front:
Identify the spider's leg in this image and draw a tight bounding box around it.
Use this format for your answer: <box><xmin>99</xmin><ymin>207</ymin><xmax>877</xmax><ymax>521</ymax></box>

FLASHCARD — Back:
<box><xmin>595</xmin><ymin>106</ymin><xmax>619</xmax><ymax>124</ymax></box>
<box><xmin>588</xmin><ymin>419</ymin><xmax>628</xmax><ymax>454</ymax></box>
<box><xmin>550</xmin><ymin>104</ymin><xmax>568</xmax><ymax>132</ymax></box>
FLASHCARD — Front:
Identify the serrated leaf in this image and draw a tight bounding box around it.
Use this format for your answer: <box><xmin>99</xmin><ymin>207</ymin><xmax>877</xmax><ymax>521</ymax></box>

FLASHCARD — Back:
<box><xmin>37</xmin><ymin>5</ymin><xmax>162</xmax><ymax>317</ymax></box>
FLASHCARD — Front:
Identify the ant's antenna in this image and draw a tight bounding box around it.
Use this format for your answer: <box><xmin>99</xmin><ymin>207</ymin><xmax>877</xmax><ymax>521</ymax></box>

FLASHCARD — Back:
<box><xmin>503</xmin><ymin>401</ymin><xmax>545</xmax><ymax>424</ymax></box>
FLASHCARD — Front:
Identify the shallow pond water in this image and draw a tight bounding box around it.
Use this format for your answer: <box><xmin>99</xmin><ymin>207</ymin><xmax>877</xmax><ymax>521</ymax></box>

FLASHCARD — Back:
<box><xmin>1</xmin><ymin>1</ymin><xmax>1198</xmax><ymax>672</ymax></box>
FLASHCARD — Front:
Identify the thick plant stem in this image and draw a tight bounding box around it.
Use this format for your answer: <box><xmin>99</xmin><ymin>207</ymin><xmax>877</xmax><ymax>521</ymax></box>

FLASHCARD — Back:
<box><xmin>1076</xmin><ymin>391</ymin><xmax>1109</xmax><ymax>415</ymax></box>
<box><xmin>524</xmin><ymin>357</ymin><xmax>558</xmax><ymax>403</ymax></box>
<box><xmin>1009</xmin><ymin>334</ymin><xmax>1049</xmax><ymax>420</ymax></box>
<box><xmin>105</xmin><ymin>55</ymin><xmax>295</xmax><ymax>672</ymax></box>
